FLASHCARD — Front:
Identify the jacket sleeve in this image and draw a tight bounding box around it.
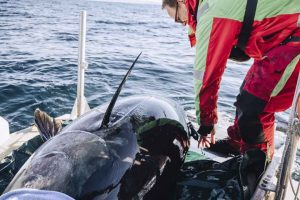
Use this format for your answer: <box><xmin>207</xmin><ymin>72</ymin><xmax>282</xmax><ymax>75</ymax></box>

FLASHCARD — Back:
<box><xmin>194</xmin><ymin>15</ymin><xmax>241</xmax><ymax>125</ymax></box>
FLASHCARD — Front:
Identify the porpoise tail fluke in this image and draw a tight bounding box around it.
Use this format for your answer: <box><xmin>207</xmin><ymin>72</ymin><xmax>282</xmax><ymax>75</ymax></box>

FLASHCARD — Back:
<box><xmin>34</xmin><ymin>108</ymin><xmax>62</xmax><ymax>141</ymax></box>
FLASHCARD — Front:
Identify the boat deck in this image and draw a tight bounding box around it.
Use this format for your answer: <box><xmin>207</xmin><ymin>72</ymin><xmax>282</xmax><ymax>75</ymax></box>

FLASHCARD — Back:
<box><xmin>0</xmin><ymin>114</ymin><xmax>70</xmax><ymax>160</ymax></box>
<box><xmin>0</xmin><ymin>125</ymin><xmax>38</xmax><ymax>160</ymax></box>
<box><xmin>0</xmin><ymin>112</ymin><xmax>298</xmax><ymax>199</ymax></box>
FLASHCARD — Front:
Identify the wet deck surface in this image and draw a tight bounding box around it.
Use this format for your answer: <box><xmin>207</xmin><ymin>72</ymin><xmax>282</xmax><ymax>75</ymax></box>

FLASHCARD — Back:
<box><xmin>0</xmin><ymin>126</ymin><xmax>39</xmax><ymax>160</ymax></box>
<box><xmin>0</xmin><ymin>114</ymin><xmax>70</xmax><ymax>160</ymax></box>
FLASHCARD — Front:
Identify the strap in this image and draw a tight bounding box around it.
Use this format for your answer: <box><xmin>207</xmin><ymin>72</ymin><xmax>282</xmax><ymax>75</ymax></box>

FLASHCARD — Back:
<box><xmin>281</xmin><ymin>36</ymin><xmax>300</xmax><ymax>45</ymax></box>
<box><xmin>236</xmin><ymin>0</ymin><xmax>258</xmax><ymax>51</ymax></box>
<box><xmin>187</xmin><ymin>122</ymin><xmax>199</xmax><ymax>141</ymax></box>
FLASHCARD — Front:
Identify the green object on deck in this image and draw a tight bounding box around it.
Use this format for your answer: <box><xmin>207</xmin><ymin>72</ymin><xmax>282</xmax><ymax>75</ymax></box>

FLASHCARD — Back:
<box><xmin>184</xmin><ymin>151</ymin><xmax>207</xmax><ymax>163</ymax></box>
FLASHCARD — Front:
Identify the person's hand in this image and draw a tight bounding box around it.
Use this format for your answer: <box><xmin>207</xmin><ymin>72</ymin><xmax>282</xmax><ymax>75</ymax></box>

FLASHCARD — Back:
<box><xmin>197</xmin><ymin>125</ymin><xmax>215</xmax><ymax>148</ymax></box>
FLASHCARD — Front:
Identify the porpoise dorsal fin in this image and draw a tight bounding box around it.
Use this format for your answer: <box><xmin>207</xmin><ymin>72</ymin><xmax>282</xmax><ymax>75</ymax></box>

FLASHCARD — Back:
<box><xmin>100</xmin><ymin>52</ymin><xmax>142</xmax><ymax>129</ymax></box>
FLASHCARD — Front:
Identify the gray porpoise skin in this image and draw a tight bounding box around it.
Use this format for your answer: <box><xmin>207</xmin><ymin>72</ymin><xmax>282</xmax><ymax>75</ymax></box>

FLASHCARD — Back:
<box><xmin>5</xmin><ymin>96</ymin><xmax>190</xmax><ymax>200</ymax></box>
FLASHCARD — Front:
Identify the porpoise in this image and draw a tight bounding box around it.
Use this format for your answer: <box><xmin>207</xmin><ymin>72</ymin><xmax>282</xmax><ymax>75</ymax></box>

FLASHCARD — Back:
<box><xmin>4</xmin><ymin>53</ymin><xmax>190</xmax><ymax>199</ymax></box>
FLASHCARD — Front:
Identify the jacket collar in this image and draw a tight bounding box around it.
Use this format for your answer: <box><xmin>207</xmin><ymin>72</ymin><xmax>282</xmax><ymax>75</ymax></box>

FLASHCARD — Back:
<box><xmin>185</xmin><ymin>0</ymin><xmax>200</xmax><ymax>47</ymax></box>
<box><xmin>185</xmin><ymin>0</ymin><xmax>200</xmax><ymax>32</ymax></box>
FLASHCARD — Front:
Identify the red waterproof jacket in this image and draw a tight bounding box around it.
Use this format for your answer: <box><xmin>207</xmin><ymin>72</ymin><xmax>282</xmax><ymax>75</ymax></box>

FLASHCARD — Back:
<box><xmin>186</xmin><ymin>0</ymin><xmax>300</xmax><ymax>125</ymax></box>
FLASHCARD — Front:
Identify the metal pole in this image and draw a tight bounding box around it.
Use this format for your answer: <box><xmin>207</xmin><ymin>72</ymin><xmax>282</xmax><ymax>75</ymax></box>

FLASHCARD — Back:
<box><xmin>71</xmin><ymin>11</ymin><xmax>90</xmax><ymax>119</ymax></box>
<box><xmin>76</xmin><ymin>11</ymin><xmax>88</xmax><ymax>118</ymax></box>
<box><xmin>276</xmin><ymin>72</ymin><xmax>300</xmax><ymax>200</ymax></box>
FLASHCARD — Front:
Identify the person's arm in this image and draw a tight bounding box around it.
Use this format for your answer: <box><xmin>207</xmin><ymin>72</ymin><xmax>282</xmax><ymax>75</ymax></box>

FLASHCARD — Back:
<box><xmin>194</xmin><ymin>16</ymin><xmax>240</xmax><ymax>127</ymax></box>
<box><xmin>195</xmin><ymin>16</ymin><xmax>242</xmax><ymax>147</ymax></box>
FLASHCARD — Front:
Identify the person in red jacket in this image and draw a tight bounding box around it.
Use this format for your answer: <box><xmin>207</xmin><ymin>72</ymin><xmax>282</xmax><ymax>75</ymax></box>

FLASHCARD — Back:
<box><xmin>162</xmin><ymin>0</ymin><xmax>300</xmax><ymax>159</ymax></box>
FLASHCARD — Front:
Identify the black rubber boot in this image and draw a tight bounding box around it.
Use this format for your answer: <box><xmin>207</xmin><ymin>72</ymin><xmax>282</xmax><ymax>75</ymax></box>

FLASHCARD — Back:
<box><xmin>208</xmin><ymin>138</ymin><xmax>240</xmax><ymax>156</ymax></box>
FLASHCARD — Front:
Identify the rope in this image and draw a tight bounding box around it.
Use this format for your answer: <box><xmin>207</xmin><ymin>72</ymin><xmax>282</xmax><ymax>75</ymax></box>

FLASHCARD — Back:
<box><xmin>289</xmin><ymin>175</ymin><xmax>300</xmax><ymax>200</ymax></box>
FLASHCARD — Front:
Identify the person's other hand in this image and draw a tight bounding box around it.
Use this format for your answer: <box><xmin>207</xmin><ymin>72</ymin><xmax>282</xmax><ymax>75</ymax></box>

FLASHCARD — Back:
<box><xmin>197</xmin><ymin>125</ymin><xmax>215</xmax><ymax>148</ymax></box>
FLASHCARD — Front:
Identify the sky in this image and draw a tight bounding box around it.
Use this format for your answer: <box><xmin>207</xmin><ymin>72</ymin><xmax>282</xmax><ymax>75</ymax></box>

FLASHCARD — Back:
<box><xmin>88</xmin><ymin>0</ymin><xmax>161</xmax><ymax>4</ymax></box>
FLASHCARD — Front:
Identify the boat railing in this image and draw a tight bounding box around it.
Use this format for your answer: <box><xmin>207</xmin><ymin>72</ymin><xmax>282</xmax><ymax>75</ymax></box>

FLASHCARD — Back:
<box><xmin>275</xmin><ymin>73</ymin><xmax>300</xmax><ymax>200</ymax></box>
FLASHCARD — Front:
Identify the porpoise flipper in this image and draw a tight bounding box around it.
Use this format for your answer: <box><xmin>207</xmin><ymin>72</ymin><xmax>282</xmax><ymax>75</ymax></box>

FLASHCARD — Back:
<box><xmin>34</xmin><ymin>108</ymin><xmax>62</xmax><ymax>141</ymax></box>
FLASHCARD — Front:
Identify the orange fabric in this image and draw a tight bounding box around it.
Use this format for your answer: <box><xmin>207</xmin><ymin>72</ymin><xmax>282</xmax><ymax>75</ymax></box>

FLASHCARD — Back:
<box><xmin>188</xmin><ymin>33</ymin><xmax>197</xmax><ymax>47</ymax></box>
